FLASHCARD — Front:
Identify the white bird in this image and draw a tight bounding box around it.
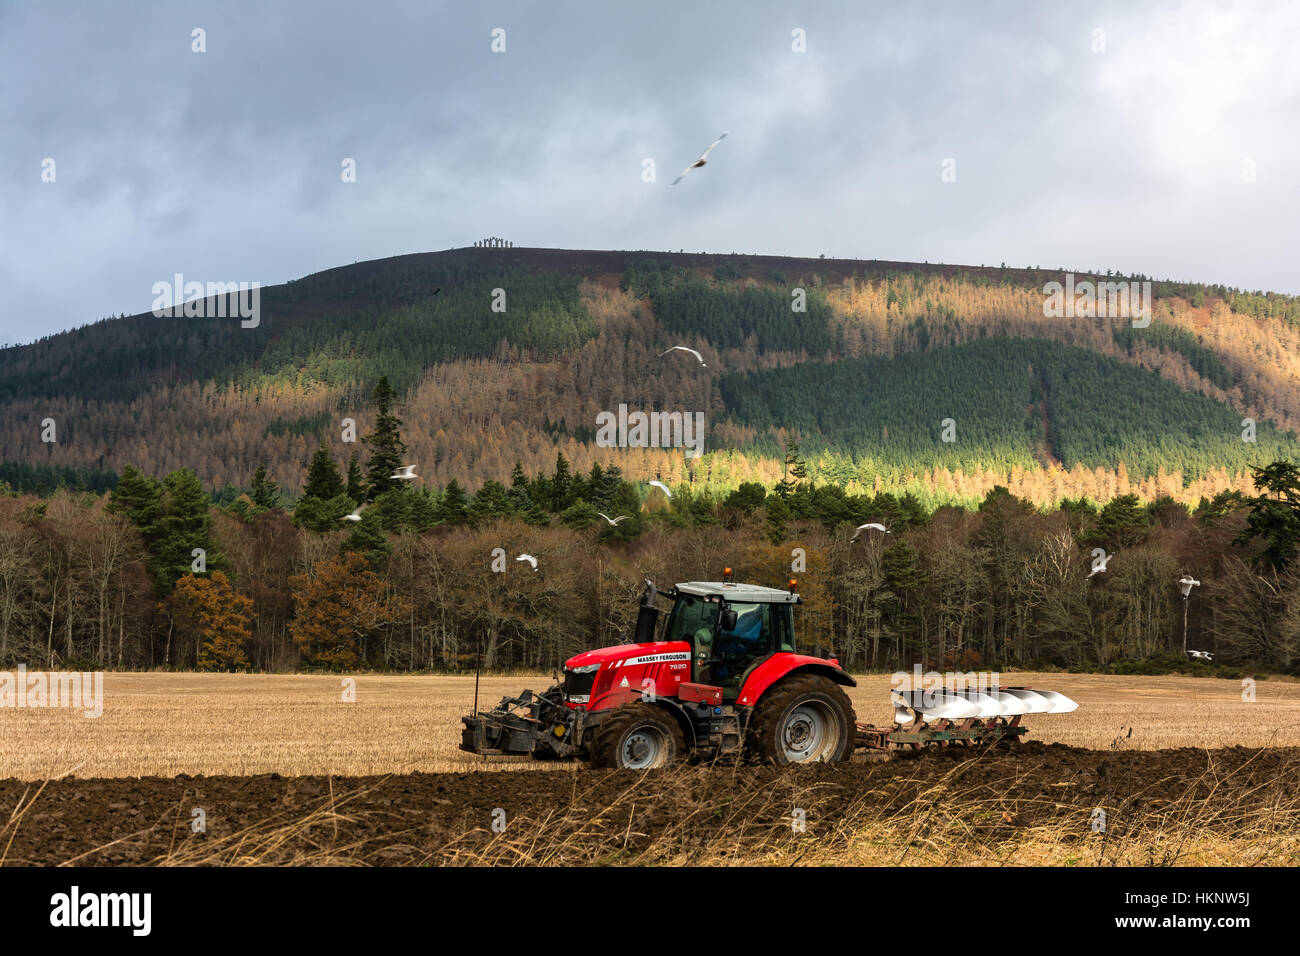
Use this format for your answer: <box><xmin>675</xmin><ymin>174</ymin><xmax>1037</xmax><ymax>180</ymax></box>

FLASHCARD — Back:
<box><xmin>342</xmin><ymin>504</ymin><xmax>366</xmax><ymax>522</ymax></box>
<box><xmin>649</xmin><ymin>480</ymin><xmax>673</xmax><ymax>499</ymax></box>
<box><xmin>1178</xmin><ymin>575</ymin><xmax>1201</xmax><ymax>597</ymax></box>
<box><xmin>516</xmin><ymin>553</ymin><xmax>538</xmax><ymax>571</ymax></box>
<box><xmin>1187</xmin><ymin>649</ymin><xmax>1213</xmax><ymax>661</ymax></box>
<box><xmin>390</xmin><ymin>465</ymin><xmax>417</xmax><ymax>481</ymax></box>
<box><xmin>670</xmin><ymin>132</ymin><xmax>728</xmax><ymax>186</ymax></box>
<box><xmin>850</xmin><ymin>522</ymin><xmax>890</xmax><ymax>542</ymax></box>
<box><xmin>597</xmin><ymin>513</ymin><xmax>628</xmax><ymax>526</ymax></box>
<box><xmin>659</xmin><ymin>346</ymin><xmax>707</xmax><ymax>368</ymax></box>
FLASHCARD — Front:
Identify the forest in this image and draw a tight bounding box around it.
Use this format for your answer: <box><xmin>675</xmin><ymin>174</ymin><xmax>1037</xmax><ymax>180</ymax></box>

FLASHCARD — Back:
<box><xmin>3</xmin><ymin>248</ymin><xmax>1299</xmax><ymax>507</ymax></box>
<box><xmin>1</xmin><ymin>376</ymin><xmax>1298</xmax><ymax>677</ymax></box>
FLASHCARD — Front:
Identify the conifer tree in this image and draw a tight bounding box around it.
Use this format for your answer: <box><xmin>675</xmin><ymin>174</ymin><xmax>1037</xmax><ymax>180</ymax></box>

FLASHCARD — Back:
<box><xmin>364</xmin><ymin>376</ymin><xmax>408</xmax><ymax>499</ymax></box>
<box><xmin>250</xmin><ymin>463</ymin><xmax>279</xmax><ymax>510</ymax></box>
<box><xmin>345</xmin><ymin>453</ymin><xmax>365</xmax><ymax>503</ymax></box>
<box><xmin>303</xmin><ymin>445</ymin><xmax>344</xmax><ymax>500</ymax></box>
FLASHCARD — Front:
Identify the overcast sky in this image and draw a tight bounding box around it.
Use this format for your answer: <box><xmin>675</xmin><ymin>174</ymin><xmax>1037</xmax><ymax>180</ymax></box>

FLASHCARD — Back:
<box><xmin>2</xmin><ymin>0</ymin><xmax>1297</xmax><ymax>345</ymax></box>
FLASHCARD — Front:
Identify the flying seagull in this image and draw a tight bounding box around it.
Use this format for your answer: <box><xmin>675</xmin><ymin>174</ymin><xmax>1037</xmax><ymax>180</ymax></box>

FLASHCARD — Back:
<box><xmin>1178</xmin><ymin>575</ymin><xmax>1201</xmax><ymax>597</ymax></box>
<box><xmin>659</xmin><ymin>346</ymin><xmax>707</xmax><ymax>367</ymax></box>
<box><xmin>391</xmin><ymin>465</ymin><xmax>418</xmax><ymax>481</ymax></box>
<box><xmin>342</xmin><ymin>504</ymin><xmax>366</xmax><ymax>522</ymax></box>
<box><xmin>670</xmin><ymin>132</ymin><xmax>729</xmax><ymax>186</ymax></box>
<box><xmin>597</xmin><ymin>513</ymin><xmax>629</xmax><ymax>525</ymax></box>
<box><xmin>850</xmin><ymin>522</ymin><xmax>890</xmax><ymax>542</ymax></box>
<box><xmin>1187</xmin><ymin>649</ymin><xmax>1213</xmax><ymax>661</ymax></box>
<box><xmin>648</xmin><ymin>480</ymin><xmax>673</xmax><ymax>499</ymax></box>
<box><xmin>516</xmin><ymin>553</ymin><xmax>538</xmax><ymax>571</ymax></box>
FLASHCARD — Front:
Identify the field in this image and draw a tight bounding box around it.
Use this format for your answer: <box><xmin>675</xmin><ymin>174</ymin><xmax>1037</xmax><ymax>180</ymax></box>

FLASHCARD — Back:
<box><xmin>1</xmin><ymin>671</ymin><xmax>1297</xmax><ymax>866</ymax></box>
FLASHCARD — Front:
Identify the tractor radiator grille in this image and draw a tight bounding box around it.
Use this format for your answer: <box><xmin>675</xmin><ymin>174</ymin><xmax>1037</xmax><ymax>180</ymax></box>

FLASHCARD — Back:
<box><xmin>563</xmin><ymin>669</ymin><xmax>596</xmax><ymax>701</ymax></box>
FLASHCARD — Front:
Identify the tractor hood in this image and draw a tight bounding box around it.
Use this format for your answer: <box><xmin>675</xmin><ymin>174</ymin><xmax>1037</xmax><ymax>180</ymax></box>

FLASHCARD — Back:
<box><xmin>564</xmin><ymin>641</ymin><xmax>691</xmax><ymax>671</ymax></box>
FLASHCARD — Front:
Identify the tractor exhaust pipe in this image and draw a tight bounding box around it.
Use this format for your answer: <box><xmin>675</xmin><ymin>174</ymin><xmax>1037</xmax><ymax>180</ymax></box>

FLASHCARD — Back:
<box><xmin>634</xmin><ymin>578</ymin><xmax>659</xmax><ymax>644</ymax></box>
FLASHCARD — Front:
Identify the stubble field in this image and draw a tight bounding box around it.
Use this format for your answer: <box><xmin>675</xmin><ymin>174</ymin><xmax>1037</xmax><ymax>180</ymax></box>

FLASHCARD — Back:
<box><xmin>0</xmin><ymin>671</ymin><xmax>1296</xmax><ymax>866</ymax></box>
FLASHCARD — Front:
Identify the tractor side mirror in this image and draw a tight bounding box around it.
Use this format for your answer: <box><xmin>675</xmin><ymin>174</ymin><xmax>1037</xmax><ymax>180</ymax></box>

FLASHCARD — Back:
<box><xmin>720</xmin><ymin>608</ymin><xmax>738</xmax><ymax>632</ymax></box>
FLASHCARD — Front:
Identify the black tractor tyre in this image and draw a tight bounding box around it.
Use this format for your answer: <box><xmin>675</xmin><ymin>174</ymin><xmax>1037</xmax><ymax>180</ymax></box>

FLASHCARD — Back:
<box><xmin>747</xmin><ymin>673</ymin><xmax>857</xmax><ymax>765</ymax></box>
<box><xmin>590</xmin><ymin>703</ymin><xmax>685</xmax><ymax>770</ymax></box>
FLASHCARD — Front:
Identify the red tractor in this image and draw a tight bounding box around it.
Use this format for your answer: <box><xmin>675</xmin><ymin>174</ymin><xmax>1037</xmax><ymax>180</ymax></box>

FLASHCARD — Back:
<box><xmin>461</xmin><ymin>576</ymin><xmax>858</xmax><ymax>768</ymax></box>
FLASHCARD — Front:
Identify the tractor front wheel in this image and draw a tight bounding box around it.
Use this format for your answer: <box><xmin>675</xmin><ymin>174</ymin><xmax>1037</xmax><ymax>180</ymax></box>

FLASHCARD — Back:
<box><xmin>748</xmin><ymin>674</ymin><xmax>856</xmax><ymax>765</ymax></box>
<box><xmin>591</xmin><ymin>703</ymin><xmax>684</xmax><ymax>770</ymax></box>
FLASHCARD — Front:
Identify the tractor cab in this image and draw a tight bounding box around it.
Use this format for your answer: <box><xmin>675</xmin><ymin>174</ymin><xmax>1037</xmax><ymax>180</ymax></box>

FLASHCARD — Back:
<box><xmin>662</xmin><ymin>580</ymin><xmax>800</xmax><ymax>701</ymax></box>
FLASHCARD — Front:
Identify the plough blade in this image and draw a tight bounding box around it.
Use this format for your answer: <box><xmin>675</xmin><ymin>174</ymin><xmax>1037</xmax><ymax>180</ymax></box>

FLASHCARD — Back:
<box><xmin>891</xmin><ymin>690</ymin><xmax>981</xmax><ymax>722</ymax></box>
<box><xmin>1031</xmin><ymin>689</ymin><xmax>1078</xmax><ymax>713</ymax></box>
<box><xmin>988</xmin><ymin>690</ymin><xmax>1030</xmax><ymax>715</ymax></box>
<box><xmin>999</xmin><ymin>688</ymin><xmax>1078</xmax><ymax>714</ymax></box>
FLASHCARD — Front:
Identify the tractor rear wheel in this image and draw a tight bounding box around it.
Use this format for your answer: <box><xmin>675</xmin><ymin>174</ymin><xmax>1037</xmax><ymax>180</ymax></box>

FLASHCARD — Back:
<box><xmin>747</xmin><ymin>674</ymin><xmax>856</xmax><ymax>765</ymax></box>
<box><xmin>591</xmin><ymin>703</ymin><xmax>684</xmax><ymax>770</ymax></box>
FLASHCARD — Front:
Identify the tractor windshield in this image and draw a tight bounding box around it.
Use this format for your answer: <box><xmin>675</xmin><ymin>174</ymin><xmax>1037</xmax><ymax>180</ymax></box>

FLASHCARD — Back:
<box><xmin>665</xmin><ymin>594</ymin><xmax>719</xmax><ymax>643</ymax></box>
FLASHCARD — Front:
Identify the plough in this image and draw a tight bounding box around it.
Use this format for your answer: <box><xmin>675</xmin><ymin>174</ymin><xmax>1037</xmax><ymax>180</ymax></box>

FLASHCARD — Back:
<box><xmin>856</xmin><ymin>687</ymin><xmax>1078</xmax><ymax>751</ymax></box>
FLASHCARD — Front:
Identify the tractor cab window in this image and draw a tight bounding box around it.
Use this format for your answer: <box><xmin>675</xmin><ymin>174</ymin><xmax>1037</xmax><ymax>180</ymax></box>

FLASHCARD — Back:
<box><xmin>665</xmin><ymin>594</ymin><xmax>720</xmax><ymax>659</ymax></box>
<box><xmin>713</xmin><ymin>602</ymin><xmax>775</xmax><ymax>696</ymax></box>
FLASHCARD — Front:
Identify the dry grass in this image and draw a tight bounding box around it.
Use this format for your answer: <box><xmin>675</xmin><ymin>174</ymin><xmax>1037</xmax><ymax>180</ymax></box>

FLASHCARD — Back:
<box><xmin>0</xmin><ymin>670</ymin><xmax>1296</xmax><ymax>781</ymax></box>
<box><xmin>123</xmin><ymin>750</ymin><xmax>1300</xmax><ymax>867</ymax></box>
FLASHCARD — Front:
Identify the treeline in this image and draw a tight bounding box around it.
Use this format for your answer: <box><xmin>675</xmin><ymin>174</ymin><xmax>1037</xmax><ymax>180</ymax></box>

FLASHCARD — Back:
<box><xmin>2</xmin><ymin>427</ymin><xmax>1300</xmax><ymax>674</ymax></box>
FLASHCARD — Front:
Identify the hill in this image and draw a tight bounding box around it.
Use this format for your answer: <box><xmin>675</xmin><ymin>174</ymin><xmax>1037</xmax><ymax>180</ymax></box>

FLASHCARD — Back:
<box><xmin>2</xmin><ymin>246</ymin><xmax>1299</xmax><ymax>506</ymax></box>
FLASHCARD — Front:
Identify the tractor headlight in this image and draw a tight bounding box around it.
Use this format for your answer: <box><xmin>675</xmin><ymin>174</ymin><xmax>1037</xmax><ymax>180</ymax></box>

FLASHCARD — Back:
<box><xmin>569</xmin><ymin>663</ymin><xmax>600</xmax><ymax>674</ymax></box>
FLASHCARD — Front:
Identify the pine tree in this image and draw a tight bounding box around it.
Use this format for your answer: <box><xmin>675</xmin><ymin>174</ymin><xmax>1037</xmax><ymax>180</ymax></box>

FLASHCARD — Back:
<box><xmin>765</xmin><ymin>495</ymin><xmax>791</xmax><ymax>544</ymax></box>
<box><xmin>109</xmin><ymin>465</ymin><xmax>162</xmax><ymax>533</ymax></box>
<box><xmin>153</xmin><ymin>468</ymin><xmax>220</xmax><ymax>594</ymax></box>
<box><xmin>552</xmin><ymin>451</ymin><xmax>573</xmax><ymax>511</ymax></box>
<box><xmin>250</xmin><ymin>463</ymin><xmax>279</xmax><ymax>509</ymax></box>
<box><xmin>345</xmin><ymin>453</ymin><xmax>365</xmax><ymax>503</ymax></box>
<box><xmin>342</xmin><ymin>509</ymin><xmax>391</xmax><ymax>568</ymax></box>
<box><xmin>437</xmin><ymin>480</ymin><xmax>469</xmax><ymax>524</ymax></box>
<box><xmin>303</xmin><ymin>445</ymin><xmax>344</xmax><ymax>500</ymax></box>
<box><xmin>364</xmin><ymin>376</ymin><xmax>408</xmax><ymax>499</ymax></box>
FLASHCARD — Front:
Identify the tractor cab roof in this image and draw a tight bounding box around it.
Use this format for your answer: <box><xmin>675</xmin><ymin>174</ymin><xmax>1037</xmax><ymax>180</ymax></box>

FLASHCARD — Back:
<box><xmin>674</xmin><ymin>581</ymin><xmax>800</xmax><ymax>604</ymax></box>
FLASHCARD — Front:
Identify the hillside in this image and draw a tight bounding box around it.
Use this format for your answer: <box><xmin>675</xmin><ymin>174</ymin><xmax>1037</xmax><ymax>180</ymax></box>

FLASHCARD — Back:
<box><xmin>2</xmin><ymin>246</ymin><xmax>1299</xmax><ymax>506</ymax></box>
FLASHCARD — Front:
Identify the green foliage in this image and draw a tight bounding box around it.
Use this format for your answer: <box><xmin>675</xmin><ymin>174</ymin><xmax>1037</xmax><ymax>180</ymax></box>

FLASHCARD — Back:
<box><xmin>342</xmin><ymin>507</ymin><xmax>391</xmax><ymax>568</ymax></box>
<box><xmin>303</xmin><ymin>445</ymin><xmax>345</xmax><ymax>500</ymax></box>
<box><xmin>110</xmin><ymin>466</ymin><xmax>222</xmax><ymax>594</ymax></box>
<box><xmin>623</xmin><ymin>260</ymin><xmax>833</xmax><ymax>354</ymax></box>
<box><xmin>720</xmin><ymin>337</ymin><xmax>1293</xmax><ymax>481</ymax></box>
<box><xmin>1112</xmin><ymin>324</ymin><xmax>1234</xmax><ymax>391</ymax></box>
<box><xmin>1237</xmin><ymin>460</ymin><xmax>1300</xmax><ymax>571</ymax></box>
<box><xmin>724</xmin><ymin>481</ymin><xmax>768</xmax><ymax>514</ymax></box>
<box><xmin>293</xmin><ymin>492</ymin><xmax>353</xmax><ymax>533</ymax></box>
<box><xmin>249</xmin><ymin>463</ymin><xmax>279</xmax><ymax>510</ymax></box>
<box><xmin>436</xmin><ymin>480</ymin><xmax>470</xmax><ymax>525</ymax></box>
<box><xmin>0</xmin><ymin>462</ymin><xmax>118</xmax><ymax>496</ymax></box>
<box><xmin>0</xmin><ymin>258</ymin><xmax>596</xmax><ymax>405</ymax></box>
<box><xmin>363</xmin><ymin>376</ymin><xmax>408</xmax><ymax>499</ymax></box>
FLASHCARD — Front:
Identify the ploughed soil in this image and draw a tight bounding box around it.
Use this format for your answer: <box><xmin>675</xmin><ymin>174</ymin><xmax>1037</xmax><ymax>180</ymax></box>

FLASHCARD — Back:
<box><xmin>2</xmin><ymin>743</ymin><xmax>1296</xmax><ymax>866</ymax></box>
